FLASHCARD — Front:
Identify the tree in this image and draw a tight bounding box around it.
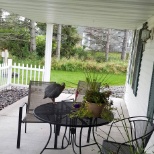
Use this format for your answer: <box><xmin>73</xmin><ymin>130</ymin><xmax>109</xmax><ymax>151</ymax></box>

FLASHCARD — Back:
<box><xmin>105</xmin><ymin>29</ymin><xmax>111</xmax><ymax>61</ymax></box>
<box><xmin>0</xmin><ymin>10</ymin><xmax>80</xmax><ymax>59</ymax></box>
<box><xmin>83</xmin><ymin>27</ymin><xmax>132</xmax><ymax>61</ymax></box>
<box><xmin>61</xmin><ymin>25</ymin><xmax>80</xmax><ymax>58</ymax></box>
<box><xmin>83</xmin><ymin>27</ymin><xmax>106</xmax><ymax>51</ymax></box>
<box><xmin>30</xmin><ymin>20</ymin><xmax>36</xmax><ymax>52</ymax></box>
<box><xmin>0</xmin><ymin>11</ymin><xmax>30</xmax><ymax>57</ymax></box>
<box><xmin>35</xmin><ymin>24</ymin><xmax>80</xmax><ymax>58</ymax></box>
<box><xmin>56</xmin><ymin>24</ymin><xmax>62</xmax><ymax>60</ymax></box>
<box><xmin>121</xmin><ymin>29</ymin><xmax>128</xmax><ymax>60</ymax></box>
<box><xmin>83</xmin><ymin>27</ymin><xmax>111</xmax><ymax>61</ymax></box>
<box><xmin>36</xmin><ymin>22</ymin><xmax>46</xmax><ymax>35</ymax></box>
<box><xmin>0</xmin><ymin>10</ymin><xmax>38</xmax><ymax>57</ymax></box>
<box><xmin>0</xmin><ymin>9</ymin><xmax>3</xmax><ymax>25</ymax></box>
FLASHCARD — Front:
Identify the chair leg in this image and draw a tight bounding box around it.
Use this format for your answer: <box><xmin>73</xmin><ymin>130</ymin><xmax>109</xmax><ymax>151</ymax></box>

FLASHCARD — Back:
<box><xmin>25</xmin><ymin>122</ymin><xmax>27</xmax><ymax>133</ymax></box>
<box><xmin>17</xmin><ymin>107</ymin><xmax>22</xmax><ymax>148</ymax></box>
<box><xmin>54</xmin><ymin>125</ymin><xmax>55</xmax><ymax>133</ymax></box>
<box><xmin>56</xmin><ymin>125</ymin><xmax>61</xmax><ymax>136</ymax></box>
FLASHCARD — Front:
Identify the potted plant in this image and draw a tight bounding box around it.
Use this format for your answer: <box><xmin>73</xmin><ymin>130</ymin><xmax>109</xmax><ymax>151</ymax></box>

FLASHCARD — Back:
<box><xmin>84</xmin><ymin>90</ymin><xmax>112</xmax><ymax>117</ymax></box>
<box><xmin>83</xmin><ymin>70</ymin><xmax>112</xmax><ymax>117</ymax></box>
<box><xmin>69</xmin><ymin>70</ymin><xmax>114</xmax><ymax>119</ymax></box>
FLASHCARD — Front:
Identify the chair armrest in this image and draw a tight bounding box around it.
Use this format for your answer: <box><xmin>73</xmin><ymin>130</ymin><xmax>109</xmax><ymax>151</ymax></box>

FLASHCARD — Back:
<box><xmin>19</xmin><ymin>102</ymin><xmax>27</xmax><ymax>108</ymax></box>
<box><xmin>18</xmin><ymin>102</ymin><xmax>28</xmax><ymax>121</ymax></box>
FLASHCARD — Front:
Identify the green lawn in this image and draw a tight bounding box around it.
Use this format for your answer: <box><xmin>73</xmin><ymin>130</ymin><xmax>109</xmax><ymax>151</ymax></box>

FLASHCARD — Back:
<box><xmin>50</xmin><ymin>70</ymin><xmax>126</xmax><ymax>88</ymax></box>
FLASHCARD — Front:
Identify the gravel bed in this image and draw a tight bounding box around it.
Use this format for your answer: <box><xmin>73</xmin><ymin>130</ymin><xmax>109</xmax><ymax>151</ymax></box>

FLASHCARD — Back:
<box><xmin>0</xmin><ymin>86</ymin><xmax>124</xmax><ymax>111</ymax></box>
<box><xmin>0</xmin><ymin>87</ymin><xmax>29</xmax><ymax>110</ymax></box>
<box><xmin>63</xmin><ymin>86</ymin><xmax>125</xmax><ymax>98</ymax></box>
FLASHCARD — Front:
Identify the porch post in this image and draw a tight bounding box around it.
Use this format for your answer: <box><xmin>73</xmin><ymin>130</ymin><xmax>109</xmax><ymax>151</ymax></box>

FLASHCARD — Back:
<box><xmin>43</xmin><ymin>24</ymin><xmax>54</xmax><ymax>81</ymax></box>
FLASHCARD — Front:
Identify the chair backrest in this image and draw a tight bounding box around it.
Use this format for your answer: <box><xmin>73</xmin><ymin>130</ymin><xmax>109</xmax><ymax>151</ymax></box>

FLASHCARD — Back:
<box><xmin>107</xmin><ymin>116</ymin><xmax>154</xmax><ymax>153</ymax></box>
<box><xmin>75</xmin><ymin>80</ymin><xmax>101</xmax><ymax>102</ymax></box>
<box><xmin>27</xmin><ymin>81</ymin><xmax>55</xmax><ymax>113</ymax></box>
<box><xmin>132</xmin><ymin>117</ymin><xmax>154</xmax><ymax>151</ymax></box>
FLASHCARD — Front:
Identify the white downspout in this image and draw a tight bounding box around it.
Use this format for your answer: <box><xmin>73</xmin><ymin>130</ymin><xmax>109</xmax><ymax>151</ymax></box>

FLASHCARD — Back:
<box><xmin>43</xmin><ymin>24</ymin><xmax>54</xmax><ymax>81</ymax></box>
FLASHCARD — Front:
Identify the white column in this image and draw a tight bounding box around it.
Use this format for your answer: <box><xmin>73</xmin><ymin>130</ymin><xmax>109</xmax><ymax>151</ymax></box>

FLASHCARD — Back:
<box><xmin>43</xmin><ymin>24</ymin><xmax>54</xmax><ymax>81</ymax></box>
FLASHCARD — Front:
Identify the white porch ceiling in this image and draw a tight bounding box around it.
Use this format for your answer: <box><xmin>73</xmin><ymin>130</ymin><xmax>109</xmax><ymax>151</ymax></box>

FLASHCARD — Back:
<box><xmin>1</xmin><ymin>0</ymin><xmax>154</xmax><ymax>30</ymax></box>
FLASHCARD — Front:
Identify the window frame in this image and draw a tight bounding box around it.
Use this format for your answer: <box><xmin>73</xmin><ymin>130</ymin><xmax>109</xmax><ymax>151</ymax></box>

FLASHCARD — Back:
<box><xmin>128</xmin><ymin>28</ymin><xmax>144</xmax><ymax>96</ymax></box>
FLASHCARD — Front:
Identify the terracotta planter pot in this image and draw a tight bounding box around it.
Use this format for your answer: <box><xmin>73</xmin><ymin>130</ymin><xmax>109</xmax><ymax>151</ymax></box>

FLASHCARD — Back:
<box><xmin>86</xmin><ymin>102</ymin><xmax>105</xmax><ymax>117</ymax></box>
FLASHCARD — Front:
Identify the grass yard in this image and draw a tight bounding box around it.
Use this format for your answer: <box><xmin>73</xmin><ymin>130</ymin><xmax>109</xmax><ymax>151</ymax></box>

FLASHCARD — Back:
<box><xmin>50</xmin><ymin>70</ymin><xmax>126</xmax><ymax>88</ymax></box>
<box><xmin>10</xmin><ymin>69</ymin><xmax>126</xmax><ymax>87</ymax></box>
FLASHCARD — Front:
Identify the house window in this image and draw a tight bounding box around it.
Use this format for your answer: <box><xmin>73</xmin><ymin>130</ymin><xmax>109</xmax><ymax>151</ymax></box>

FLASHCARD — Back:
<box><xmin>127</xmin><ymin>30</ymin><xmax>138</xmax><ymax>84</ymax></box>
<box><xmin>147</xmin><ymin>63</ymin><xmax>154</xmax><ymax>120</ymax></box>
<box><xmin>128</xmin><ymin>29</ymin><xmax>144</xmax><ymax>96</ymax></box>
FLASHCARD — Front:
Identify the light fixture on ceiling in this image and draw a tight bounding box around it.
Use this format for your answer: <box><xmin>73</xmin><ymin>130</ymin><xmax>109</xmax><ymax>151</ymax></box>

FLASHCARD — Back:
<box><xmin>141</xmin><ymin>22</ymin><xmax>151</xmax><ymax>43</ymax></box>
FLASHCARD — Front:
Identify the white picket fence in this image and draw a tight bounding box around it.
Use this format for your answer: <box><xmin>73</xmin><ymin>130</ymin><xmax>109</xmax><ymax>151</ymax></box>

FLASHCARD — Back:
<box><xmin>0</xmin><ymin>59</ymin><xmax>45</xmax><ymax>90</ymax></box>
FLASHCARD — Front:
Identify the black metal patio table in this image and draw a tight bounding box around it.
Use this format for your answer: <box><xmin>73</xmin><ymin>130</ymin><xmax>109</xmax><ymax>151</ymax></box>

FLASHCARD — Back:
<box><xmin>34</xmin><ymin>101</ymin><xmax>113</xmax><ymax>154</ymax></box>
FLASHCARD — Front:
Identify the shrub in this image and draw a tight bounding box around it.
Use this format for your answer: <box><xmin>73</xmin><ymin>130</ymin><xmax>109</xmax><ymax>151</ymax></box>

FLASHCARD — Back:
<box><xmin>10</xmin><ymin>52</ymin><xmax>128</xmax><ymax>75</ymax></box>
<box><xmin>94</xmin><ymin>52</ymin><xmax>105</xmax><ymax>63</ymax></box>
<box><xmin>51</xmin><ymin>57</ymin><xmax>127</xmax><ymax>74</ymax></box>
<box><xmin>6</xmin><ymin>41</ymin><xmax>30</xmax><ymax>58</ymax></box>
<box><xmin>11</xmin><ymin>52</ymin><xmax>44</xmax><ymax>66</ymax></box>
<box><xmin>36</xmin><ymin>35</ymin><xmax>45</xmax><ymax>57</ymax></box>
<box><xmin>36</xmin><ymin>35</ymin><xmax>57</xmax><ymax>57</ymax></box>
<box><xmin>72</xmin><ymin>47</ymin><xmax>88</xmax><ymax>60</ymax></box>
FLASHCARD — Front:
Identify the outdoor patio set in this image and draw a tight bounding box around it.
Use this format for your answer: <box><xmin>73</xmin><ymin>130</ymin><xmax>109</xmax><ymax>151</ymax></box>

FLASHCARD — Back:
<box><xmin>15</xmin><ymin>81</ymin><xmax>154</xmax><ymax>154</ymax></box>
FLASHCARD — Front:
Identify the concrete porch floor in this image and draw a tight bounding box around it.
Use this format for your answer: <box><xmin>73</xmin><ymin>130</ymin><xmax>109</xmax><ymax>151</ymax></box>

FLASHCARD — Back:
<box><xmin>0</xmin><ymin>93</ymin><xmax>129</xmax><ymax>154</ymax></box>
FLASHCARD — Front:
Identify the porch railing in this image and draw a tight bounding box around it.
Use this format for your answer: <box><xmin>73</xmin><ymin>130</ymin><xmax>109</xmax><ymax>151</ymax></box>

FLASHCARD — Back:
<box><xmin>0</xmin><ymin>59</ymin><xmax>45</xmax><ymax>90</ymax></box>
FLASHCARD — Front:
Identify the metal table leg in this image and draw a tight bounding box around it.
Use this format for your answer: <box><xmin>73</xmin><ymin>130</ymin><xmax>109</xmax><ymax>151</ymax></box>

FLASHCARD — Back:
<box><xmin>92</xmin><ymin>125</ymin><xmax>101</xmax><ymax>153</ymax></box>
<box><xmin>70</xmin><ymin>127</ymin><xmax>77</xmax><ymax>154</ymax></box>
<box><xmin>40</xmin><ymin>124</ymin><xmax>52</xmax><ymax>154</ymax></box>
<box><xmin>87</xmin><ymin>119</ymin><xmax>92</xmax><ymax>143</ymax></box>
<box><xmin>54</xmin><ymin>125</ymin><xmax>60</xmax><ymax>148</ymax></box>
<box><xmin>79</xmin><ymin>127</ymin><xmax>83</xmax><ymax>154</ymax></box>
<box><xmin>40</xmin><ymin>124</ymin><xmax>69</xmax><ymax>153</ymax></box>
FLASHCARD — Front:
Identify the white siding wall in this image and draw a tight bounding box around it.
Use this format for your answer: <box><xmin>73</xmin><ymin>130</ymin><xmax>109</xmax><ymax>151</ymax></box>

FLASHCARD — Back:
<box><xmin>125</xmin><ymin>40</ymin><xmax>154</xmax><ymax>116</ymax></box>
<box><xmin>124</xmin><ymin>18</ymin><xmax>154</xmax><ymax>152</ymax></box>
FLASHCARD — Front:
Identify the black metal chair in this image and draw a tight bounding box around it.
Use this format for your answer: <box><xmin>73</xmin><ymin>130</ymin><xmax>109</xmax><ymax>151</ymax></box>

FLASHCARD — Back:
<box><xmin>16</xmin><ymin>81</ymin><xmax>55</xmax><ymax>148</ymax></box>
<box><xmin>63</xmin><ymin>80</ymin><xmax>101</xmax><ymax>103</ymax></box>
<box><xmin>102</xmin><ymin>116</ymin><xmax>154</xmax><ymax>154</ymax></box>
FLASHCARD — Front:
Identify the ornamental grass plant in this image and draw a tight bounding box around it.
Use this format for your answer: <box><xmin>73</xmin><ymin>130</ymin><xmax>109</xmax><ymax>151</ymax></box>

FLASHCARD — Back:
<box><xmin>83</xmin><ymin>69</ymin><xmax>112</xmax><ymax>105</ymax></box>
